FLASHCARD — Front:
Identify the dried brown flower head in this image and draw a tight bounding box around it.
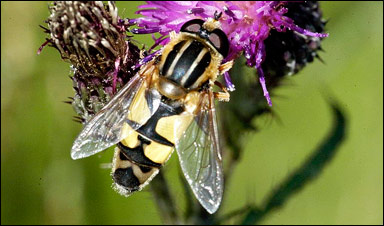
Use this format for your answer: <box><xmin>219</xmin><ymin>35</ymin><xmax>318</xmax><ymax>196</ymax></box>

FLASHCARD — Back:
<box><xmin>40</xmin><ymin>1</ymin><xmax>140</xmax><ymax>122</ymax></box>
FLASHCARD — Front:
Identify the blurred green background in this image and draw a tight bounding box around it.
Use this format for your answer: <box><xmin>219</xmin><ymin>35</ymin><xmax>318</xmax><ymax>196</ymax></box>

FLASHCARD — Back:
<box><xmin>1</xmin><ymin>1</ymin><xmax>382</xmax><ymax>225</ymax></box>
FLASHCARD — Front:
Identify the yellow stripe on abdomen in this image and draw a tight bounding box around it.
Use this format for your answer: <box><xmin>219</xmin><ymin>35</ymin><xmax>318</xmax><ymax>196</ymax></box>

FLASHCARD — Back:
<box><xmin>155</xmin><ymin>113</ymin><xmax>193</xmax><ymax>145</ymax></box>
<box><xmin>144</xmin><ymin>142</ymin><xmax>174</xmax><ymax>164</ymax></box>
<box><xmin>120</xmin><ymin>123</ymin><xmax>140</xmax><ymax>148</ymax></box>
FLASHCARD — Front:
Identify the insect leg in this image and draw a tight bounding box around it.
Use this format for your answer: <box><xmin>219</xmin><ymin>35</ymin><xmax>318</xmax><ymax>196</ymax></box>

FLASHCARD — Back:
<box><xmin>213</xmin><ymin>81</ymin><xmax>230</xmax><ymax>102</ymax></box>
<box><xmin>218</xmin><ymin>60</ymin><xmax>233</xmax><ymax>75</ymax></box>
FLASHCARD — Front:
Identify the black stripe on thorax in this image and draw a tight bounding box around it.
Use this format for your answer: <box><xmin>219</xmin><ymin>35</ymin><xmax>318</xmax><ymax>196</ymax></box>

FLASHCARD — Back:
<box><xmin>183</xmin><ymin>51</ymin><xmax>211</xmax><ymax>88</ymax></box>
<box><xmin>161</xmin><ymin>40</ymin><xmax>186</xmax><ymax>77</ymax></box>
<box><xmin>167</xmin><ymin>41</ymin><xmax>204</xmax><ymax>83</ymax></box>
<box><xmin>161</xmin><ymin>40</ymin><xmax>212</xmax><ymax>89</ymax></box>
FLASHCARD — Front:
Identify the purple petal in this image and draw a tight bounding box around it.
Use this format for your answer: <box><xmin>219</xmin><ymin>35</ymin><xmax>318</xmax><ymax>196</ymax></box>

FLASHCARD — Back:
<box><xmin>131</xmin><ymin>27</ymin><xmax>161</xmax><ymax>34</ymax></box>
<box><xmin>133</xmin><ymin>50</ymin><xmax>161</xmax><ymax>70</ymax></box>
<box><xmin>256</xmin><ymin>66</ymin><xmax>272</xmax><ymax>107</ymax></box>
<box><xmin>113</xmin><ymin>58</ymin><xmax>120</xmax><ymax>93</ymax></box>
<box><xmin>187</xmin><ymin>7</ymin><xmax>205</xmax><ymax>15</ymax></box>
<box><xmin>224</xmin><ymin>71</ymin><xmax>235</xmax><ymax>91</ymax></box>
<box><xmin>37</xmin><ymin>39</ymin><xmax>50</xmax><ymax>55</ymax></box>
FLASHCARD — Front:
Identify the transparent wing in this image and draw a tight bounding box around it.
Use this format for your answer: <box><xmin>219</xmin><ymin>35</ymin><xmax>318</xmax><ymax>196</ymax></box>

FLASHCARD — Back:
<box><xmin>71</xmin><ymin>62</ymin><xmax>161</xmax><ymax>160</ymax></box>
<box><xmin>175</xmin><ymin>91</ymin><xmax>224</xmax><ymax>214</ymax></box>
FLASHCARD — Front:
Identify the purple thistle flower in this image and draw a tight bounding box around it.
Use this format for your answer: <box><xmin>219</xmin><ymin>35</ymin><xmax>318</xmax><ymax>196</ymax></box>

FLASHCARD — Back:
<box><xmin>133</xmin><ymin>1</ymin><xmax>328</xmax><ymax>106</ymax></box>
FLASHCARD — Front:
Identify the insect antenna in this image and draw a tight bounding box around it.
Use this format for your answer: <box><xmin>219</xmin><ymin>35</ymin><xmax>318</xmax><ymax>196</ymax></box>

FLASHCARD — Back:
<box><xmin>214</xmin><ymin>11</ymin><xmax>223</xmax><ymax>20</ymax></box>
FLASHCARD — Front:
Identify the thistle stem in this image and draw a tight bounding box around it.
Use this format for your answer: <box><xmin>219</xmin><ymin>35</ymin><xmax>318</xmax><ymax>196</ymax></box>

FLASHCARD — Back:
<box><xmin>150</xmin><ymin>171</ymin><xmax>181</xmax><ymax>225</ymax></box>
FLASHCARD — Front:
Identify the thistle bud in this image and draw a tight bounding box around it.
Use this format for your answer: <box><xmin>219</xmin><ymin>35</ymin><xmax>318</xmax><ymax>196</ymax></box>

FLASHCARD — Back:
<box><xmin>40</xmin><ymin>1</ymin><xmax>140</xmax><ymax>122</ymax></box>
<box><xmin>262</xmin><ymin>1</ymin><xmax>327</xmax><ymax>82</ymax></box>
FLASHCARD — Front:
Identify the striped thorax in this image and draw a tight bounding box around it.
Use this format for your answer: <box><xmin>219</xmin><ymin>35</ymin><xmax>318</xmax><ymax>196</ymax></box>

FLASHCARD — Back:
<box><xmin>156</xmin><ymin>18</ymin><xmax>229</xmax><ymax>100</ymax></box>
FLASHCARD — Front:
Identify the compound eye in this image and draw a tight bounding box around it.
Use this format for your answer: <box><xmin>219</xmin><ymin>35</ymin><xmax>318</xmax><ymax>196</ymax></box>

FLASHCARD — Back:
<box><xmin>209</xmin><ymin>29</ymin><xmax>229</xmax><ymax>58</ymax></box>
<box><xmin>180</xmin><ymin>19</ymin><xmax>205</xmax><ymax>33</ymax></box>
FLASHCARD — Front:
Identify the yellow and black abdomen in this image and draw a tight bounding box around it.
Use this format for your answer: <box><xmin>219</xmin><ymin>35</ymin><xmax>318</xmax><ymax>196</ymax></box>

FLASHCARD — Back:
<box><xmin>112</xmin><ymin>100</ymin><xmax>192</xmax><ymax>195</ymax></box>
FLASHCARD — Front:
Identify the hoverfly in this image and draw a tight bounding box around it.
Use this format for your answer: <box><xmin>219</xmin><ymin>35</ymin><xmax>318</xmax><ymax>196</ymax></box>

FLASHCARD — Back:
<box><xmin>71</xmin><ymin>14</ymin><xmax>233</xmax><ymax>214</ymax></box>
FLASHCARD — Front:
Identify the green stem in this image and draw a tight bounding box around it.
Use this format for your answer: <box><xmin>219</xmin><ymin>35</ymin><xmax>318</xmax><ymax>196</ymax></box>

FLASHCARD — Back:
<box><xmin>150</xmin><ymin>171</ymin><xmax>181</xmax><ymax>225</ymax></box>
